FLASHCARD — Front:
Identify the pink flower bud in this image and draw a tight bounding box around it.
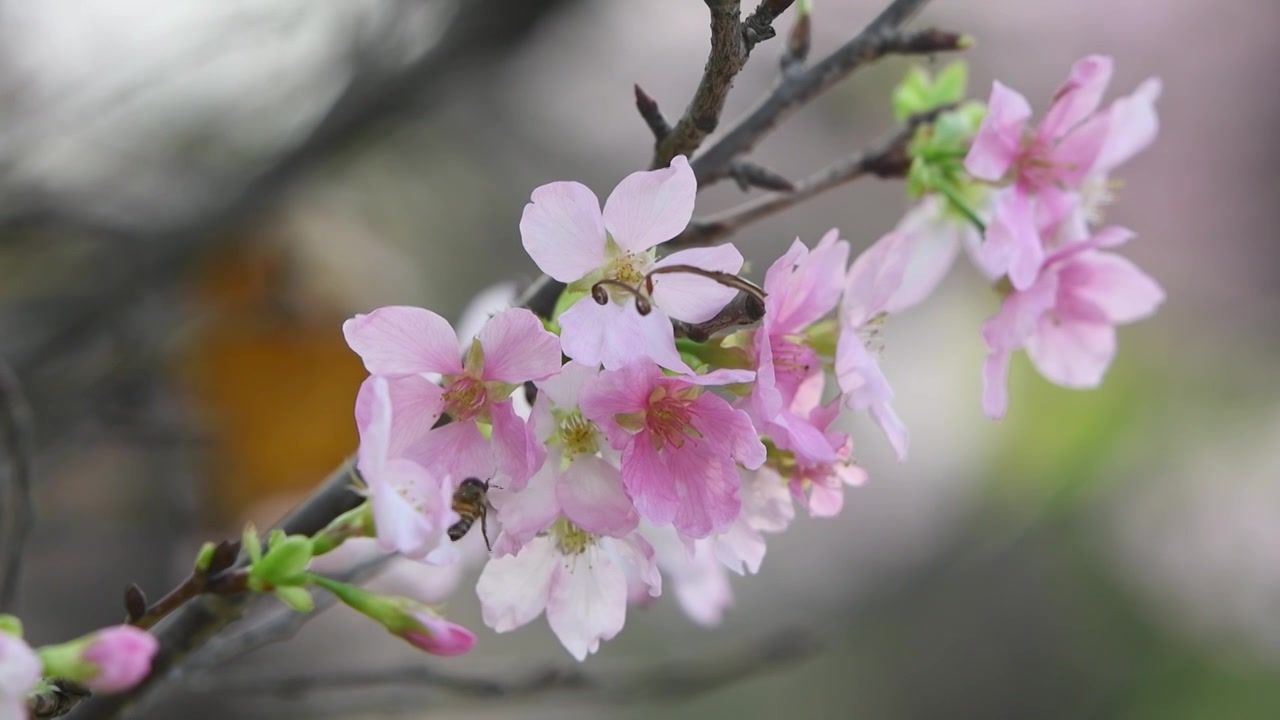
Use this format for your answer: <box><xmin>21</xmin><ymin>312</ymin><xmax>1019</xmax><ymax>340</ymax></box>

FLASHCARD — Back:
<box><xmin>81</xmin><ymin>626</ymin><xmax>158</xmax><ymax>693</ymax></box>
<box><xmin>401</xmin><ymin>611</ymin><xmax>476</xmax><ymax>657</ymax></box>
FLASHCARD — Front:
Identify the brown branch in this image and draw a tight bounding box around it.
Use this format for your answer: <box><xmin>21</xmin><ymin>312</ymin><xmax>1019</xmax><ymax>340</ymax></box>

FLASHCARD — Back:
<box><xmin>0</xmin><ymin>357</ymin><xmax>32</xmax><ymax>611</ymax></box>
<box><xmin>673</xmin><ymin>291</ymin><xmax>766</xmax><ymax>342</ymax></box>
<box><xmin>651</xmin><ymin>0</ymin><xmax>796</xmax><ymax>168</ymax></box>
<box><xmin>128</xmin><ymin>541</ymin><xmax>244</xmax><ymax>631</ymax></box>
<box><xmin>728</xmin><ymin>159</ymin><xmax>794</xmax><ymax>191</ymax></box>
<box><xmin>634</xmin><ymin>84</ymin><xmax>672</xmax><ymax>143</ymax></box>
<box><xmin>29</xmin><ymin>680</ymin><xmax>92</xmax><ymax>719</ymax></box>
<box><xmin>691</xmin><ymin>0</ymin><xmax>964</xmax><ymax>187</ymax></box>
<box><xmin>670</xmin><ymin>105</ymin><xmax>953</xmax><ymax>250</ymax></box>
<box><xmin>187</xmin><ymin>627</ymin><xmax>819</xmax><ymax>705</ymax></box>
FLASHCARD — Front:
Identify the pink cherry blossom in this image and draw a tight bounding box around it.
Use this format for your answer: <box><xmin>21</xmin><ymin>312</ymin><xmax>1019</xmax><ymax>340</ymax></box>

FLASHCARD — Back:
<box><xmin>710</xmin><ymin>464</ymin><xmax>796</xmax><ymax>575</ymax></box>
<box><xmin>477</xmin><ymin>521</ymin><xmax>660</xmax><ymax>661</ymax></box>
<box><xmin>966</xmin><ymin>56</ymin><xmax>1160</xmax><ymax>290</ymax></box>
<box><xmin>836</xmin><ymin>231</ymin><xmax>912</xmax><ymax>460</ymax></box>
<box><xmin>0</xmin><ymin>631</ymin><xmax>40</xmax><ymax>719</ymax></box>
<box><xmin>519</xmin><ymin>156</ymin><xmax>744</xmax><ymax>372</ymax></box>
<box><xmin>749</xmin><ymin>230</ymin><xmax>848</xmax><ymax>464</ymax></box>
<box><xmin>355</xmin><ymin>376</ymin><xmax>458</xmax><ymax>564</ymax></box>
<box><xmin>780</xmin><ymin>398</ymin><xmax>868</xmax><ymax>517</ymax></box>
<box><xmin>345</xmin><ymin>306</ymin><xmax>561</xmax><ymax>490</ymax></box>
<box><xmin>80</xmin><ymin>625</ymin><xmax>158</xmax><ymax>693</ymax></box>
<box><xmin>401</xmin><ymin>611</ymin><xmax>476</xmax><ymax>657</ymax></box>
<box><xmin>981</xmin><ymin>227</ymin><xmax>1164</xmax><ymax>419</ymax></box>
<box><xmin>490</xmin><ymin>362</ymin><xmax>638</xmax><ymax>555</ymax></box>
<box><xmin>581</xmin><ymin>363</ymin><xmax>765</xmax><ymax>539</ymax></box>
<box><xmin>642</xmin><ymin>525</ymin><xmax>733</xmax><ymax>627</ymax></box>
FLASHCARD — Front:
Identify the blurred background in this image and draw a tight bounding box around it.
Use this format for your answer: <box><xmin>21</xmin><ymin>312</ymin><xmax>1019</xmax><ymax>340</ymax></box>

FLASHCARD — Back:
<box><xmin>1</xmin><ymin>0</ymin><xmax>1277</xmax><ymax>718</ymax></box>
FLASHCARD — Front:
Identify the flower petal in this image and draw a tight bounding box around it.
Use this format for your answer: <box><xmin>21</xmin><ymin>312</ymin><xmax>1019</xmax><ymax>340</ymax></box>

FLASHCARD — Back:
<box><xmin>869</xmin><ymin>402</ymin><xmax>909</xmax><ymax>461</ymax></box>
<box><xmin>620</xmin><ymin>437</ymin><xmax>682</xmax><ymax>527</ymax></box>
<box><xmin>885</xmin><ymin>199</ymin><xmax>963</xmax><ymax>314</ymax></box>
<box><xmin>1026</xmin><ymin>318</ymin><xmax>1117</xmax><ymax>389</ymax></box>
<box><xmin>406</xmin><ymin>421</ymin><xmax>494</xmax><ymax>483</ymax></box>
<box><xmin>713</xmin><ymin>519</ymin><xmax>766</xmax><ymax>575</ymax></box>
<box><xmin>669</xmin><ymin>451</ymin><xmax>743</xmax><ymax>539</ymax></box>
<box><xmin>739</xmin><ymin>467</ymin><xmax>794</xmax><ymax>533</ymax></box>
<box><xmin>519</xmin><ymin>181</ymin><xmax>607</xmax><ymax>282</ymax></box>
<box><xmin>477</xmin><ymin>536</ymin><xmax>557</xmax><ymax>632</ymax></box>
<box><xmin>1062</xmin><ymin>252</ymin><xmax>1165</xmax><ymax>325</ymax></box>
<box><xmin>580</xmin><ymin>362</ymin><xmax>661</xmax><ymax>448</ymax></box>
<box><xmin>557</xmin><ymin>455</ymin><xmax>638</xmax><ymax>538</ymax></box>
<box><xmin>982</xmin><ymin>348</ymin><xmax>1012</xmax><ymax>420</ymax></box>
<box><xmin>650</xmin><ymin>244</ymin><xmax>744</xmax><ymax>323</ymax></box>
<box><xmin>965</xmin><ymin>81</ymin><xmax>1032</xmax><ymax>181</ymax></box>
<box><xmin>490</xmin><ymin>454</ymin><xmax>561</xmax><ymax>552</ymax></box>
<box><xmin>690</xmin><ymin>392</ymin><xmax>766</xmax><ymax>470</ymax></box>
<box><xmin>559</xmin><ymin>298</ymin><xmax>691</xmax><ymax>373</ymax></box>
<box><xmin>1095</xmin><ymin>78</ymin><xmax>1162</xmax><ymax>173</ymax></box>
<box><xmin>844</xmin><ymin>231</ymin><xmax>911</xmax><ymax>326</ymax></box>
<box><xmin>344</xmin><ymin>305</ymin><xmax>462</xmax><ymax>377</ymax></box>
<box><xmin>985</xmin><ymin>187</ymin><xmax>1045</xmax><ymax>291</ymax></box>
<box><xmin>477</xmin><ymin>308</ymin><xmax>564</xmax><ymax>384</ymax></box>
<box><xmin>835</xmin><ymin>331</ymin><xmax>893</xmax><ymax>408</ymax></box>
<box><xmin>764</xmin><ymin>229</ymin><xmax>850</xmax><ymax>332</ymax></box>
<box><xmin>490</xmin><ymin>400</ymin><xmax>544</xmax><ymax>492</ymax></box>
<box><xmin>370</xmin><ymin>458</ymin><xmax>456</xmax><ymax>560</ymax></box>
<box><xmin>1038</xmin><ymin>55</ymin><xmax>1114</xmax><ymax>142</ymax></box>
<box><xmin>546</xmin><ymin>547</ymin><xmax>628</xmax><ymax>661</ymax></box>
<box><xmin>536</xmin><ymin>360</ymin><xmax>598</xmax><ymax>410</ymax></box>
<box><xmin>0</xmin><ymin>632</ymin><xmax>41</xmax><ymax>701</ymax></box>
<box><xmin>602</xmin><ymin>155</ymin><xmax>697</xmax><ymax>252</ymax></box>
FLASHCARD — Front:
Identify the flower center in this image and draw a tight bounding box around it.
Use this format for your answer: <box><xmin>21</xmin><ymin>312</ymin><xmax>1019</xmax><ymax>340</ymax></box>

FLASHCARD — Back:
<box><xmin>552</xmin><ymin>518</ymin><xmax>595</xmax><ymax>555</ymax></box>
<box><xmin>442</xmin><ymin>376</ymin><xmax>489</xmax><ymax>422</ymax></box>
<box><xmin>556</xmin><ymin>409</ymin><xmax>600</xmax><ymax>460</ymax></box>
<box><xmin>644</xmin><ymin>385</ymin><xmax>701</xmax><ymax>451</ymax></box>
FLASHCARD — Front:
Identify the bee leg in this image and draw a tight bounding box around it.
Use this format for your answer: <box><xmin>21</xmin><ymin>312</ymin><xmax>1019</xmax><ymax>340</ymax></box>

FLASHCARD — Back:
<box><xmin>481</xmin><ymin>509</ymin><xmax>492</xmax><ymax>552</ymax></box>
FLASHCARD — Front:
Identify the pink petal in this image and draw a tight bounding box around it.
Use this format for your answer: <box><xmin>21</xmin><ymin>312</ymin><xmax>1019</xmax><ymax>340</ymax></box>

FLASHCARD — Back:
<box><xmin>546</xmin><ymin>546</ymin><xmax>628</xmax><ymax>661</ymax></box>
<box><xmin>477</xmin><ymin>536</ymin><xmax>558</xmax><ymax>632</ymax></box>
<box><xmin>669</xmin><ymin>450</ymin><xmax>743</xmax><ymax>539</ymax></box>
<box><xmin>406</xmin><ymin>421</ymin><xmax>494</xmax><ymax>483</ymax></box>
<box><xmin>650</xmin><ymin>244</ymin><xmax>744</xmax><ymax>323</ymax></box>
<box><xmin>477</xmin><ymin>308</ymin><xmax>564</xmax><ymax>384</ymax></box>
<box><xmin>750</xmin><ymin>331</ymin><xmax>783</xmax><ymax>423</ymax></box>
<box><xmin>490</xmin><ymin>457</ymin><xmax>560</xmax><ymax>552</ymax></box>
<box><xmin>739</xmin><ymin>467</ymin><xmax>795</xmax><ymax>533</ymax></box>
<box><xmin>602</xmin><ymin>155</ymin><xmax>697</xmax><ymax>252</ymax></box>
<box><xmin>765</xmin><ymin>230</ymin><xmax>850</xmax><ymax>333</ymax></box>
<box><xmin>1050</xmin><ymin>111</ymin><xmax>1111</xmax><ymax>186</ymax></box>
<box><xmin>1062</xmin><ymin>252</ymin><xmax>1165</xmax><ymax>324</ymax></box>
<box><xmin>356</xmin><ymin>376</ymin><xmax>392</xmax><ymax>475</ymax></box>
<box><xmin>602</xmin><ymin>534</ymin><xmax>661</xmax><ymax>599</ymax></box>
<box><xmin>519</xmin><ymin>181</ymin><xmax>607</xmax><ymax>283</ymax></box>
<box><xmin>965</xmin><ymin>81</ymin><xmax>1032</xmax><ymax>181</ymax></box>
<box><xmin>370</xmin><ymin>458</ymin><xmax>455</xmax><ymax>560</ymax></box>
<box><xmin>1026</xmin><ymin>318</ymin><xmax>1117</xmax><ymax>389</ymax></box>
<box><xmin>489</xmin><ymin>400</ymin><xmax>544</xmax><ymax>492</ymax></box>
<box><xmin>380</xmin><ymin>375</ymin><xmax>446</xmax><ymax>458</ymax></box>
<box><xmin>580</xmin><ymin>363</ymin><xmax>661</xmax><ymax>448</ymax></box>
<box><xmin>844</xmin><ymin>231</ymin><xmax>911</xmax><ymax>326</ymax></box>
<box><xmin>980</xmin><ymin>272</ymin><xmax>1061</xmax><ymax>354</ymax></box>
<box><xmin>535</xmin><ymin>360</ymin><xmax>597</xmax><ymax>410</ymax></box>
<box><xmin>835</xmin><ymin>331</ymin><xmax>893</xmax><ymax>408</ymax></box>
<box><xmin>982</xmin><ymin>348</ymin><xmax>1012</xmax><ymax>420</ymax></box>
<box><xmin>690</xmin><ymin>392</ymin><xmax>767</xmax><ymax>470</ymax></box>
<box><xmin>1095</xmin><ymin>78</ymin><xmax>1162</xmax><ymax>173</ymax></box>
<box><xmin>620</xmin><ymin>437</ymin><xmax>681</xmax><ymax>527</ymax></box>
<box><xmin>0</xmin><ymin>631</ymin><xmax>41</xmax><ymax>698</ymax></box>
<box><xmin>557</xmin><ymin>455</ymin><xmax>638</xmax><ymax>538</ymax></box>
<box><xmin>559</xmin><ymin>298</ymin><xmax>691</xmax><ymax>373</ymax></box>
<box><xmin>343</xmin><ymin>305</ymin><xmax>462</xmax><ymax>377</ymax></box>
<box><xmin>885</xmin><ymin>198</ymin><xmax>963</xmax><ymax>314</ymax></box>
<box><xmin>404</xmin><ymin>611</ymin><xmax>476</xmax><ymax>657</ymax></box>
<box><xmin>683</xmin><ymin>367</ymin><xmax>756</xmax><ymax>386</ymax></box>
<box><xmin>713</xmin><ymin>519</ymin><xmax>766</xmax><ymax>575</ymax></box>
<box><xmin>869</xmin><ymin>402</ymin><xmax>909</xmax><ymax>461</ymax></box>
<box><xmin>985</xmin><ymin>188</ymin><xmax>1045</xmax><ymax>291</ymax></box>
<box><xmin>769</xmin><ymin>409</ymin><xmax>838</xmax><ymax>466</ymax></box>
<box><xmin>668</xmin><ymin>540</ymin><xmax>733</xmax><ymax>627</ymax></box>
<box><xmin>81</xmin><ymin>626</ymin><xmax>158</xmax><ymax>693</ymax></box>
<box><xmin>807</xmin><ymin>482</ymin><xmax>845</xmax><ymax>517</ymax></box>
<box><xmin>1038</xmin><ymin>55</ymin><xmax>1114</xmax><ymax>142</ymax></box>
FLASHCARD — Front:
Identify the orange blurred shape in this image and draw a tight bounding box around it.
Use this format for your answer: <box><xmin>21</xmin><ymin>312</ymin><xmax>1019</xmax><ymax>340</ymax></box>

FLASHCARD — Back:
<box><xmin>176</xmin><ymin>243</ymin><xmax>366</xmax><ymax>520</ymax></box>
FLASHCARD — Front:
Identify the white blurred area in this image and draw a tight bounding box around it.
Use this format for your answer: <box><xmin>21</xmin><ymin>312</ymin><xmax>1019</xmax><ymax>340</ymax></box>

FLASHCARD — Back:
<box><xmin>2</xmin><ymin>0</ymin><xmax>1279</xmax><ymax>717</ymax></box>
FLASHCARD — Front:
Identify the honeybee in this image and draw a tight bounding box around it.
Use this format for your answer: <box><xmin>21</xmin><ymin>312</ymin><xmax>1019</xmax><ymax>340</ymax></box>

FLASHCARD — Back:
<box><xmin>448</xmin><ymin>477</ymin><xmax>493</xmax><ymax>551</ymax></box>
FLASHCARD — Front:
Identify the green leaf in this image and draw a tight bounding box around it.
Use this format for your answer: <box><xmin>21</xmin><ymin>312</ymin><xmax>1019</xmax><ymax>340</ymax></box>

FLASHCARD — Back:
<box><xmin>892</xmin><ymin>66</ymin><xmax>933</xmax><ymax>122</ymax></box>
<box><xmin>274</xmin><ymin>586</ymin><xmax>315</xmax><ymax>614</ymax></box>
<box><xmin>251</xmin><ymin>534</ymin><xmax>314</xmax><ymax>588</ymax></box>
<box><xmin>932</xmin><ymin>61</ymin><xmax>969</xmax><ymax>105</ymax></box>
<box><xmin>0</xmin><ymin>614</ymin><xmax>22</xmax><ymax>638</ymax></box>
<box><xmin>242</xmin><ymin>525</ymin><xmax>263</xmax><ymax>564</ymax></box>
<box><xmin>193</xmin><ymin>541</ymin><xmax>217</xmax><ymax>573</ymax></box>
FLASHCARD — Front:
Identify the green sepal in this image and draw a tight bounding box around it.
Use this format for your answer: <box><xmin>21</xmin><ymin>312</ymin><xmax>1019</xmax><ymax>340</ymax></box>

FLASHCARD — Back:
<box><xmin>193</xmin><ymin>541</ymin><xmax>218</xmax><ymax>573</ymax></box>
<box><xmin>893</xmin><ymin>61</ymin><xmax>970</xmax><ymax>122</ymax></box>
<box><xmin>249</xmin><ymin>534</ymin><xmax>314</xmax><ymax>590</ymax></box>
<box><xmin>0</xmin><ymin>614</ymin><xmax>22</xmax><ymax>638</ymax></box>
<box><xmin>242</xmin><ymin>525</ymin><xmax>263</xmax><ymax>565</ymax></box>
<box><xmin>274</xmin><ymin>586</ymin><xmax>315</xmax><ymax>614</ymax></box>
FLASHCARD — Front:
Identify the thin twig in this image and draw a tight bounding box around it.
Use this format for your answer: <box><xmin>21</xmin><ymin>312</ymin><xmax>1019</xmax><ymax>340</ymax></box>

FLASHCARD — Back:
<box><xmin>651</xmin><ymin>0</ymin><xmax>797</xmax><ymax>168</ymax></box>
<box><xmin>673</xmin><ymin>291</ymin><xmax>766</xmax><ymax>342</ymax></box>
<box><xmin>634</xmin><ymin>84</ymin><xmax>672</xmax><ymax>143</ymax></box>
<box><xmin>0</xmin><ymin>357</ymin><xmax>33</xmax><ymax>611</ymax></box>
<box><xmin>670</xmin><ymin>105</ymin><xmax>954</xmax><ymax>249</ymax></box>
<box><xmin>691</xmin><ymin>0</ymin><xmax>963</xmax><ymax>187</ymax></box>
<box><xmin>189</xmin><ymin>627</ymin><xmax>819</xmax><ymax>704</ymax></box>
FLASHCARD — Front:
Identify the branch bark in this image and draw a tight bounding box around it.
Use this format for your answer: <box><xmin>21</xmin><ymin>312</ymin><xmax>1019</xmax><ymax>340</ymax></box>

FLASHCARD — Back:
<box><xmin>0</xmin><ymin>358</ymin><xmax>32</xmax><ymax>611</ymax></box>
<box><xmin>691</xmin><ymin>0</ymin><xmax>962</xmax><ymax>187</ymax></box>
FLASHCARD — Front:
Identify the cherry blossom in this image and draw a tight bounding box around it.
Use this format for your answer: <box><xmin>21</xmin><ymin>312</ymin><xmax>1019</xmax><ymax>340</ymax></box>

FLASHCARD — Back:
<box><xmin>836</xmin><ymin>231</ymin><xmax>912</xmax><ymax>460</ymax></box>
<box><xmin>981</xmin><ymin>227</ymin><xmax>1164</xmax><ymax>418</ymax></box>
<box><xmin>0</xmin><ymin>631</ymin><xmax>40</xmax><ymax>720</ymax></box>
<box><xmin>355</xmin><ymin>376</ymin><xmax>458</xmax><ymax>564</ymax></box>
<box><xmin>477</xmin><ymin>521</ymin><xmax>660</xmax><ymax>661</ymax></box>
<box><xmin>519</xmin><ymin>156</ymin><xmax>744</xmax><ymax>372</ymax></box>
<box><xmin>345</xmin><ymin>306</ymin><xmax>561</xmax><ymax>490</ymax></box>
<box><xmin>581</xmin><ymin>363</ymin><xmax>765</xmax><ymax>539</ymax></box>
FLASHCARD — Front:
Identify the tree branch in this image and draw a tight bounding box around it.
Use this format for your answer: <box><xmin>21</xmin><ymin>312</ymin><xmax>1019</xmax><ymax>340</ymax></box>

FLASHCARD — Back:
<box><xmin>691</xmin><ymin>0</ymin><xmax>963</xmax><ymax>187</ymax></box>
<box><xmin>189</xmin><ymin>627</ymin><xmax>819</xmax><ymax>706</ymax></box>
<box><xmin>670</xmin><ymin>105</ymin><xmax>954</xmax><ymax>249</ymax></box>
<box><xmin>651</xmin><ymin>0</ymin><xmax>796</xmax><ymax>168</ymax></box>
<box><xmin>0</xmin><ymin>357</ymin><xmax>32</xmax><ymax>611</ymax></box>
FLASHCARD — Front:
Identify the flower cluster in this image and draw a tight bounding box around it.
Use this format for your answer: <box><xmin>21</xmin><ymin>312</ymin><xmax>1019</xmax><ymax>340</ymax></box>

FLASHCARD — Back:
<box><xmin>336</xmin><ymin>55</ymin><xmax>1165</xmax><ymax>661</ymax></box>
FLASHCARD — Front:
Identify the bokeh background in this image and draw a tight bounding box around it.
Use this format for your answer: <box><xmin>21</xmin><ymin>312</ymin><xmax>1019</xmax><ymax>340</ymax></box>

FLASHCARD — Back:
<box><xmin>2</xmin><ymin>0</ymin><xmax>1277</xmax><ymax>718</ymax></box>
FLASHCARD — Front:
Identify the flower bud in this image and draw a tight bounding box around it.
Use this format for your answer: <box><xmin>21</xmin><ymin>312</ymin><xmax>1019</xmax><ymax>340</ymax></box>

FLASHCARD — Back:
<box><xmin>39</xmin><ymin>625</ymin><xmax>157</xmax><ymax>693</ymax></box>
<box><xmin>313</xmin><ymin>577</ymin><xmax>475</xmax><ymax>657</ymax></box>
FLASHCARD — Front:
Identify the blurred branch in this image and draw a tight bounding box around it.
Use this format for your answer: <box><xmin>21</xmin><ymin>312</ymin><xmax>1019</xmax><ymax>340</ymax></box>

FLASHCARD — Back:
<box><xmin>673</xmin><ymin>290</ymin><xmax>766</xmax><ymax>342</ymax></box>
<box><xmin>651</xmin><ymin>0</ymin><xmax>797</xmax><ymax>168</ymax></box>
<box><xmin>0</xmin><ymin>357</ymin><xmax>33</xmax><ymax>611</ymax></box>
<box><xmin>691</xmin><ymin>0</ymin><xmax>965</xmax><ymax>187</ymax></box>
<box><xmin>669</xmin><ymin>104</ymin><xmax>955</xmax><ymax>249</ymax></box>
<box><xmin>190</xmin><ymin>627</ymin><xmax>819</xmax><ymax>705</ymax></box>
